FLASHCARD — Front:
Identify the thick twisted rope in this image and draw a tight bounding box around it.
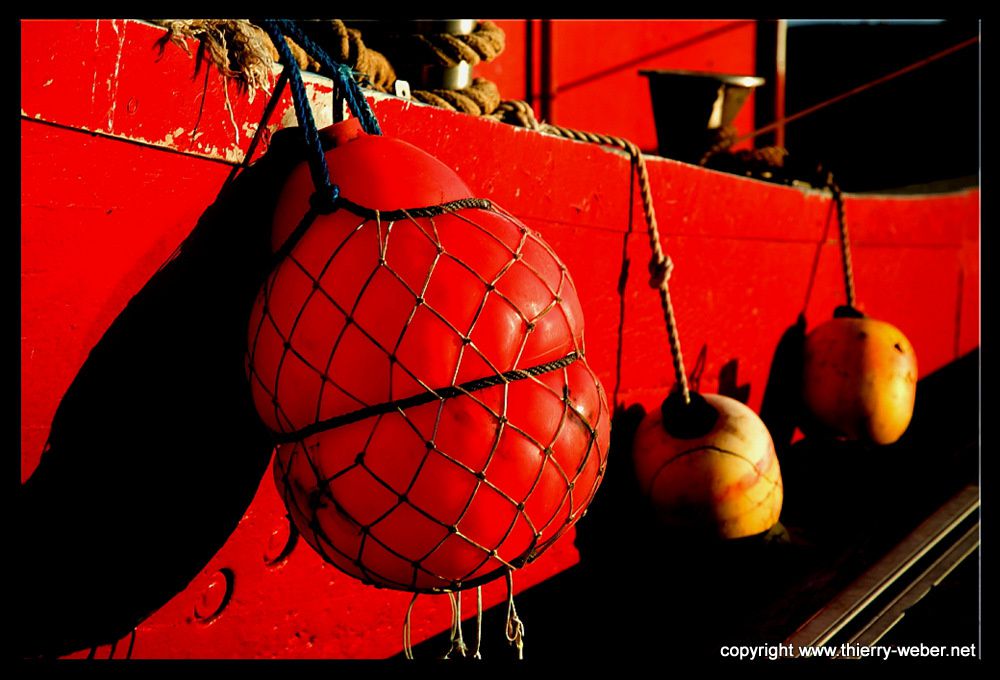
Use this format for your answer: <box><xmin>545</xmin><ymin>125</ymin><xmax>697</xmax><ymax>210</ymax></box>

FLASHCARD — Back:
<box><xmin>406</xmin><ymin>20</ymin><xmax>506</xmax><ymax>68</ymax></box>
<box><xmin>297</xmin><ymin>20</ymin><xmax>396</xmax><ymax>91</ymax></box>
<box><xmin>154</xmin><ymin>19</ymin><xmax>277</xmax><ymax>92</ymax></box>
<box><xmin>154</xmin><ymin>19</ymin><xmax>509</xmax><ymax>117</ymax></box>
<box><xmin>411</xmin><ymin>77</ymin><xmax>501</xmax><ymax>116</ymax></box>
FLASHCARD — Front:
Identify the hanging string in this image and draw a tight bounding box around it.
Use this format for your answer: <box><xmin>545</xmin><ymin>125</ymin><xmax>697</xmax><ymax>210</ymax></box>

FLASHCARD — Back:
<box><xmin>443</xmin><ymin>591</ymin><xmax>468</xmax><ymax>659</ymax></box>
<box><xmin>504</xmin><ymin>570</ymin><xmax>525</xmax><ymax>660</ymax></box>
<box><xmin>402</xmin><ymin>592</ymin><xmax>420</xmax><ymax>660</ymax></box>
<box><xmin>729</xmin><ymin>35</ymin><xmax>979</xmax><ymax>148</ymax></box>
<box><xmin>527</xmin><ymin>125</ymin><xmax>690</xmax><ymax>403</ymax></box>
<box><xmin>472</xmin><ymin>586</ymin><xmax>483</xmax><ymax>660</ymax></box>
<box><xmin>826</xmin><ymin>173</ymin><xmax>857</xmax><ymax>309</ymax></box>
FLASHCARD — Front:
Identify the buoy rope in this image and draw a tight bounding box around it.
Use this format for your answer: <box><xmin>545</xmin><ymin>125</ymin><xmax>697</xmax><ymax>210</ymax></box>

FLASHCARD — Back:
<box><xmin>259</xmin><ymin>19</ymin><xmax>387</xmax><ymax>212</ymax></box>
<box><xmin>260</xmin><ymin>20</ymin><xmax>340</xmax><ymax>212</ymax></box>
<box><xmin>504</xmin><ymin>569</ymin><xmax>525</xmax><ymax>660</ymax></box>
<box><xmin>826</xmin><ymin>173</ymin><xmax>857</xmax><ymax>309</ymax></box>
<box><xmin>272</xmin><ymin>20</ymin><xmax>382</xmax><ymax>136</ymax></box>
<box><xmin>516</xmin><ymin>122</ymin><xmax>691</xmax><ymax>404</ymax></box>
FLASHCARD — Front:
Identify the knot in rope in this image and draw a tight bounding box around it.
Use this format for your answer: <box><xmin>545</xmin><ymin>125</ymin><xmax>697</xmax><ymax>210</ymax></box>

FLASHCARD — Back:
<box><xmin>648</xmin><ymin>253</ymin><xmax>674</xmax><ymax>288</ymax></box>
<box><xmin>443</xmin><ymin>591</ymin><xmax>468</xmax><ymax>660</ymax></box>
<box><xmin>488</xmin><ymin>105</ymin><xmax>693</xmax><ymax>403</ymax></box>
<box><xmin>308</xmin><ymin>184</ymin><xmax>341</xmax><ymax>214</ymax></box>
<box><xmin>504</xmin><ymin>569</ymin><xmax>525</xmax><ymax>660</ymax></box>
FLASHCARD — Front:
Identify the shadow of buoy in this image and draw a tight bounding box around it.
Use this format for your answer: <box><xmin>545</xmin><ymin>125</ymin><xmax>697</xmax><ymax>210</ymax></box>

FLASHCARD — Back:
<box><xmin>17</xmin><ymin>129</ymin><xmax>313</xmax><ymax>658</ymax></box>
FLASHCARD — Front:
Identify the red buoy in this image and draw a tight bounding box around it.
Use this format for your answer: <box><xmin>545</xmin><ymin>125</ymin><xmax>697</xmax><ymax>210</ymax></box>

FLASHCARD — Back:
<box><xmin>247</xmin><ymin>120</ymin><xmax>610</xmax><ymax>592</ymax></box>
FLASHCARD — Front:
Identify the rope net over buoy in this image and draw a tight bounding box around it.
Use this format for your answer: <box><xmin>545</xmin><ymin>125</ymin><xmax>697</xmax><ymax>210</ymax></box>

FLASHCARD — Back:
<box><xmin>232</xmin><ymin>22</ymin><xmax>611</xmax><ymax>658</ymax></box>
<box><xmin>248</xmin><ymin>185</ymin><xmax>610</xmax><ymax>593</ymax></box>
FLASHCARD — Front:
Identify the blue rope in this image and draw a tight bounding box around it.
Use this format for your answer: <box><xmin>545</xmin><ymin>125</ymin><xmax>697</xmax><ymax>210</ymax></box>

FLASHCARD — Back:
<box><xmin>259</xmin><ymin>19</ymin><xmax>340</xmax><ymax>212</ymax></box>
<box><xmin>274</xmin><ymin>19</ymin><xmax>383</xmax><ymax>136</ymax></box>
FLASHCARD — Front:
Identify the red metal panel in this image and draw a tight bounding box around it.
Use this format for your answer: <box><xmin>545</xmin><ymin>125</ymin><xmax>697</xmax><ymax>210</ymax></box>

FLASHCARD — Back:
<box><xmin>21</xmin><ymin>19</ymin><xmax>979</xmax><ymax>660</ymax></box>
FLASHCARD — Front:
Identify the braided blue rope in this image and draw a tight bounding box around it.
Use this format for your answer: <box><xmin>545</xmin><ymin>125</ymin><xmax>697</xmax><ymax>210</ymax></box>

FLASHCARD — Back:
<box><xmin>274</xmin><ymin>19</ymin><xmax>383</xmax><ymax>136</ymax></box>
<box><xmin>259</xmin><ymin>19</ymin><xmax>340</xmax><ymax>212</ymax></box>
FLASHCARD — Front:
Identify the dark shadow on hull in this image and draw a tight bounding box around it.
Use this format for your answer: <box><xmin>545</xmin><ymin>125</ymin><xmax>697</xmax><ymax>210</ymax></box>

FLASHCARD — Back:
<box><xmin>759</xmin><ymin>314</ymin><xmax>807</xmax><ymax>456</ymax></box>
<box><xmin>18</xmin><ymin>130</ymin><xmax>313</xmax><ymax>658</ymax></box>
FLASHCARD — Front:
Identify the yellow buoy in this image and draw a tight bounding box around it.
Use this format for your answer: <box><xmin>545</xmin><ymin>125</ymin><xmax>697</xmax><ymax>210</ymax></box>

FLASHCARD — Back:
<box><xmin>632</xmin><ymin>392</ymin><xmax>783</xmax><ymax>539</ymax></box>
<box><xmin>802</xmin><ymin>311</ymin><xmax>917</xmax><ymax>445</ymax></box>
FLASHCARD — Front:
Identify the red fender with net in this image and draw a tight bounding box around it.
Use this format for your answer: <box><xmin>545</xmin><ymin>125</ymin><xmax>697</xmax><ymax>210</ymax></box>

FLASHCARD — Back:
<box><xmin>246</xmin><ymin>119</ymin><xmax>610</xmax><ymax>593</ymax></box>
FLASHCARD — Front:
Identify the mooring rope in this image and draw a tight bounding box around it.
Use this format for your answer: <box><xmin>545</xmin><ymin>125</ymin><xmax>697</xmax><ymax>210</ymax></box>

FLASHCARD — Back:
<box><xmin>405</xmin><ymin>20</ymin><xmax>506</xmax><ymax>68</ymax></box>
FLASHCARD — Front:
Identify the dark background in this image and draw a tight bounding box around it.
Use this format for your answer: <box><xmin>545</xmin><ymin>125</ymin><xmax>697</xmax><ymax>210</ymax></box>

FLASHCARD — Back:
<box><xmin>756</xmin><ymin>20</ymin><xmax>979</xmax><ymax>193</ymax></box>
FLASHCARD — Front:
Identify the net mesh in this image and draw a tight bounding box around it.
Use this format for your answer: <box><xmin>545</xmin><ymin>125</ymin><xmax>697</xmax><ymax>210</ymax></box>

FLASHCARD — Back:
<box><xmin>247</xmin><ymin>197</ymin><xmax>610</xmax><ymax>593</ymax></box>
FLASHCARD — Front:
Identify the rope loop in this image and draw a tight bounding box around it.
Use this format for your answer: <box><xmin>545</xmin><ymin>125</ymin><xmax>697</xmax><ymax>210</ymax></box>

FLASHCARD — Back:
<box><xmin>259</xmin><ymin>20</ymin><xmax>339</xmax><ymax>205</ymax></box>
<box><xmin>273</xmin><ymin>19</ymin><xmax>382</xmax><ymax>136</ymax></box>
<box><xmin>504</xmin><ymin>570</ymin><xmax>525</xmax><ymax>660</ymax></box>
